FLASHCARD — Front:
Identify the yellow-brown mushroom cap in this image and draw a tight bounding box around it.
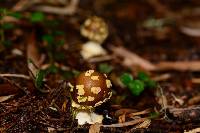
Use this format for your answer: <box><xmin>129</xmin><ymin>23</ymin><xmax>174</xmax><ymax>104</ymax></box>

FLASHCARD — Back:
<box><xmin>70</xmin><ymin>70</ymin><xmax>112</xmax><ymax>108</ymax></box>
<box><xmin>80</xmin><ymin>16</ymin><xmax>109</xmax><ymax>44</ymax></box>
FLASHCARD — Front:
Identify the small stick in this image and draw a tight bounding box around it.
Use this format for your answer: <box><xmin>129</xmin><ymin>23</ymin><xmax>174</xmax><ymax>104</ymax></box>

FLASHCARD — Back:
<box><xmin>88</xmin><ymin>55</ymin><xmax>113</xmax><ymax>63</ymax></box>
<box><xmin>111</xmin><ymin>46</ymin><xmax>157</xmax><ymax>71</ymax></box>
<box><xmin>156</xmin><ymin>61</ymin><xmax>200</xmax><ymax>71</ymax></box>
<box><xmin>0</xmin><ymin>74</ymin><xmax>30</xmax><ymax>80</ymax></box>
<box><xmin>102</xmin><ymin>118</ymin><xmax>146</xmax><ymax>127</ymax></box>
<box><xmin>191</xmin><ymin>78</ymin><xmax>200</xmax><ymax>84</ymax></box>
<box><xmin>0</xmin><ymin>76</ymin><xmax>26</xmax><ymax>94</ymax></box>
<box><xmin>33</xmin><ymin>0</ymin><xmax>79</xmax><ymax>15</ymax></box>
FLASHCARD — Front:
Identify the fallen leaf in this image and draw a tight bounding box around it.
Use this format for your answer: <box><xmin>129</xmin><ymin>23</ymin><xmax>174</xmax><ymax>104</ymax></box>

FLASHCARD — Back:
<box><xmin>27</xmin><ymin>32</ymin><xmax>42</xmax><ymax>76</ymax></box>
<box><xmin>118</xmin><ymin>114</ymin><xmax>126</xmax><ymax>123</ymax></box>
<box><xmin>89</xmin><ymin>123</ymin><xmax>101</xmax><ymax>133</ymax></box>
<box><xmin>0</xmin><ymin>95</ymin><xmax>14</xmax><ymax>102</ymax></box>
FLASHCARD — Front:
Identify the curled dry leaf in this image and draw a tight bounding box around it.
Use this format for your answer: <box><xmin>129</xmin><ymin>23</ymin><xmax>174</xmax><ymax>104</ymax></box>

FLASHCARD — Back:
<box><xmin>27</xmin><ymin>32</ymin><xmax>42</xmax><ymax>76</ymax></box>
<box><xmin>118</xmin><ymin>114</ymin><xmax>126</xmax><ymax>123</ymax></box>
<box><xmin>0</xmin><ymin>95</ymin><xmax>14</xmax><ymax>102</ymax></box>
<box><xmin>89</xmin><ymin>123</ymin><xmax>102</xmax><ymax>133</ymax></box>
<box><xmin>188</xmin><ymin>95</ymin><xmax>200</xmax><ymax>105</ymax></box>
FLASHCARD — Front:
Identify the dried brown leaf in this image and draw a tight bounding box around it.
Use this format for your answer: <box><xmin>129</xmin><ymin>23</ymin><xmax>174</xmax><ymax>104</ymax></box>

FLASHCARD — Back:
<box><xmin>118</xmin><ymin>114</ymin><xmax>126</xmax><ymax>123</ymax></box>
<box><xmin>0</xmin><ymin>95</ymin><xmax>14</xmax><ymax>102</ymax></box>
<box><xmin>27</xmin><ymin>32</ymin><xmax>41</xmax><ymax>76</ymax></box>
<box><xmin>89</xmin><ymin>123</ymin><xmax>102</xmax><ymax>133</ymax></box>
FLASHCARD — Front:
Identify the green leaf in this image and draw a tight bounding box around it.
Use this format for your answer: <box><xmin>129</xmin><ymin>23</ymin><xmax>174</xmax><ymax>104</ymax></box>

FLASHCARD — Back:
<box><xmin>53</xmin><ymin>30</ymin><xmax>65</xmax><ymax>36</ymax></box>
<box><xmin>46</xmin><ymin>65</ymin><xmax>58</xmax><ymax>74</ymax></box>
<box><xmin>0</xmin><ymin>8</ymin><xmax>7</xmax><ymax>14</ymax></box>
<box><xmin>1</xmin><ymin>23</ymin><xmax>15</xmax><ymax>30</ymax></box>
<box><xmin>54</xmin><ymin>52</ymin><xmax>65</xmax><ymax>60</ymax></box>
<box><xmin>120</xmin><ymin>73</ymin><xmax>133</xmax><ymax>86</ymax></box>
<box><xmin>42</xmin><ymin>34</ymin><xmax>54</xmax><ymax>44</ymax></box>
<box><xmin>72</xmin><ymin>70</ymin><xmax>80</xmax><ymax>77</ymax></box>
<box><xmin>149</xmin><ymin>112</ymin><xmax>160</xmax><ymax>119</ymax></box>
<box><xmin>8</xmin><ymin>12</ymin><xmax>22</xmax><ymax>19</ymax></box>
<box><xmin>138</xmin><ymin>71</ymin><xmax>150</xmax><ymax>81</ymax></box>
<box><xmin>62</xmin><ymin>70</ymin><xmax>74</xmax><ymax>79</ymax></box>
<box><xmin>57</xmin><ymin>39</ymin><xmax>65</xmax><ymax>46</ymax></box>
<box><xmin>128</xmin><ymin>80</ymin><xmax>144</xmax><ymax>96</ymax></box>
<box><xmin>2</xmin><ymin>40</ymin><xmax>12</xmax><ymax>47</ymax></box>
<box><xmin>30</xmin><ymin>12</ymin><xmax>45</xmax><ymax>22</ymax></box>
<box><xmin>35</xmin><ymin>70</ymin><xmax>46</xmax><ymax>89</ymax></box>
<box><xmin>98</xmin><ymin>63</ymin><xmax>113</xmax><ymax>73</ymax></box>
<box><xmin>146</xmin><ymin>80</ymin><xmax>157</xmax><ymax>88</ymax></box>
<box><xmin>46</xmin><ymin>20</ymin><xmax>60</xmax><ymax>27</ymax></box>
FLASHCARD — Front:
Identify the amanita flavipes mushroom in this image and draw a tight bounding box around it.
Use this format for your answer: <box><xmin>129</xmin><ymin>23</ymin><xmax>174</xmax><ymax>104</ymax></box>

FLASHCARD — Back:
<box><xmin>80</xmin><ymin>16</ymin><xmax>109</xmax><ymax>59</ymax></box>
<box><xmin>68</xmin><ymin>70</ymin><xmax>112</xmax><ymax>125</ymax></box>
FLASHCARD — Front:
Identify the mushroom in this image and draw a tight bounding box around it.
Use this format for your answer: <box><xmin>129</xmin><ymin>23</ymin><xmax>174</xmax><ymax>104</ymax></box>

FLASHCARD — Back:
<box><xmin>68</xmin><ymin>70</ymin><xmax>112</xmax><ymax>125</ymax></box>
<box><xmin>80</xmin><ymin>16</ymin><xmax>109</xmax><ymax>59</ymax></box>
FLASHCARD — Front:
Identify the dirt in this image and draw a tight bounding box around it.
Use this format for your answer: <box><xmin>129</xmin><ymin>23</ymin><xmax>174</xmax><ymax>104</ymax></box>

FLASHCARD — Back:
<box><xmin>0</xmin><ymin>0</ymin><xmax>200</xmax><ymax>132</ymax></box>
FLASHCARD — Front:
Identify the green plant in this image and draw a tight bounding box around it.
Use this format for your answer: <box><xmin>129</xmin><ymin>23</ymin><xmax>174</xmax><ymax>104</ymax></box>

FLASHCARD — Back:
<box><xmin>98</xmin><ymin>63</ymin><xmax>113</xmax><ymax>73</ymax></box>
<box><xmin>120</xmin><ymin>72</ymin><xmax>157</xmax><ymax>96</ymax></box>
<box><xmin>30</xmin><ymin>12</ymin><xmax>45</xmax><ymax>23</ymax></box>
<box><xmin>42</xmin><ymin>33</ymin><xmax>65</xmax><ymax>63</ymax></box>
<box><xmin>0</xmin><ymin>8</ymin><xmax>22</xmax><ymax>47</ymax></box>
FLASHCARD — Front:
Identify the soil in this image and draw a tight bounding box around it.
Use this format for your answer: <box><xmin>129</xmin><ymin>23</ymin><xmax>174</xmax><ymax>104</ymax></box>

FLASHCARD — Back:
<box><xmin>0</xmin><ymin>0</ymin><xmax>200</xmax><ymax>132</ymax></box>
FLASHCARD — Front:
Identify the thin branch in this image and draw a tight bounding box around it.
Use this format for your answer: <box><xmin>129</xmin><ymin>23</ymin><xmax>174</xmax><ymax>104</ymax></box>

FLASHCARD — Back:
<box><xmin>111</xmin><ymin>46</ymin><xmax>200</xmax><ymax>71</ymax></box>
<box><xmin>33</xmin><ymin>0</ymin><xmax>79</xmax><ymax>15</ymax></box>
<box><xmin>102</xmin><ymin>118</ymin><xmax>146</xmax><ymax>128</ymax></box>
<box><xmin>110</xmin><ymin>46</ymin><xmax>157</xmax><ymax>71</ymax></box>
<box><xmin>156</xmin><ymin>61</ymin><xmax>200</xmax><ymax>71</ymax></box>
<box><xmin>0</xmin><ymin>74</ymin><xmax>30</xmax><ymax>80</ymax></box>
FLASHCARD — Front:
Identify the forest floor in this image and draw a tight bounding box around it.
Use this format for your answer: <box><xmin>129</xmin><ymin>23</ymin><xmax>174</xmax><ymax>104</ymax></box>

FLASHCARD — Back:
<box><xmin>0</xmin><ymin>0</ymin><xmax>200</xmax><ymax>132</ymax></box>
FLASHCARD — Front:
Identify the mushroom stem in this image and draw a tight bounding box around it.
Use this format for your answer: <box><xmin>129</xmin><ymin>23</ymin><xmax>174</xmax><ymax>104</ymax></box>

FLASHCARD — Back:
<box><xmin>71</xmin><ymin>100</ymin><xmax>104</xmax><ymax>125</ymax></box>
<box><xmin>81</xmin><ymin>41</ymin><xmax>107</xmax><ymax>59</ymax></box>
<box><xmin>75</xmin><ymin>110</ymin><xmax>103</xmax><ymax>125</ymax></box>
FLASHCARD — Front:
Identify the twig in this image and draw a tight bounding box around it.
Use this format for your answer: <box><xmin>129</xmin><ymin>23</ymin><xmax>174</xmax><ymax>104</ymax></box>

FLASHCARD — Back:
<box><xmin>88</xmin><ymin>55</ymin><xmax>113</xmax><ymax>63</ymax></box>
<box><xmin>111</xmin><ymin>46</ymin><xmax>200</xmax><ymax>71</ymax></box>
<box><xmin>171</xmin><ymin>93</ymin><xmax>184</xmax><ymax>106</ymax></box>
<box><xmin>12</xmin><ymin>0</ymin><xmax>40</xmax><ymax>11</ymax></box>
<box><xmin>33</xmin><ymin>0</ymin><xmax>79</xmax><ymax>15</ymax></box>
<box><xmin>128</xmin><ymin>109</ymin><xmax>151</xmax><ymax>118</ymax></box>
<box><xmin>0</xmin><ymin>74</ymin><xmax>30</xmax><ymax>80</ymax></box>
<box><xmin>102</xmin><ymin>118</ymin><xmax>146</xmax><ymax>127</ymax></box>
<box><xmin>168</xmin><ymin>106</ymin><xmax>200</xmax><ymax>122</ymax></box>
<box><xmin>110</xmin><ymin>46</ymin><xmax>157</xmax><ymax>71</ymax></box>
<box><xmin>191</xmin><ymin>78</ymin><xmax>200</xmax><ymax>84</ymax></box>
<box><xmin>152</xmin><ymin>73</ymin><xmax>171</xmax><ymax>81</ymax></box>
<box><xmin>180</xmin><ymin>26</ymin><xmax>200</xmax><ymax>37</ymax></box>
<box><xmin>156</xmin><ymin>61</ymin><xmax>200</xmax><ymax>71</ymax></box>
<box><xmin>147</xmin><ymin>0</ymin><xmax>177</xmax><ymax>18</ymax></box>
